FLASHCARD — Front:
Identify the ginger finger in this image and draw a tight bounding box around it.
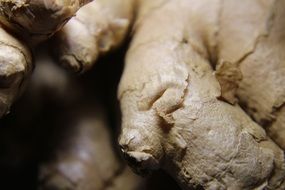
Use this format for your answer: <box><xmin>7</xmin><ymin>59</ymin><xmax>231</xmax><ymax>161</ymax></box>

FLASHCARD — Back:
<box><xmin>0</xmin><ymin>0</ymin><xmax>91</xmax><ymax>45</ymax></box>
<box><xmin>118</xmin><ymin>0</ymin><xmax>285</xmax><ymax>189</ymax></box>
<box><xmin>0</xmin><ymin>26</ymin><xmax>32</xmax><ymax>116</ymax></box>
<box><xmin>54</xmin><ymin>0</ymin><xmax>135</xmax><ymax>73</ymax></box>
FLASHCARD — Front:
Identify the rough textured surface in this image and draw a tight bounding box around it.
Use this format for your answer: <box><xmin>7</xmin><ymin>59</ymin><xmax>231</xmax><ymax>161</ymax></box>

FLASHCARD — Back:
<box><xmin>0</xmin><ymin>0</ymin><xmax>91</xmax><ymax>45</ymax></box>
<box><xmin>233</xmin><ymin>0</ymin><xmax>285</xmax><ymax>150</ymax></box>
<box><xmin>0</xmin><ymin>26</ymin><xmax>32</xmax><ymax>117</ymax></box>
<box><xmin>54</xmin><ymin>0</ymin><xmax>134</xmax><ymax>73</ymax></box>
<box><xmin>118</xmin><ymin>0</ymin><xmax>285</xmax><ymax>189</ymax></box>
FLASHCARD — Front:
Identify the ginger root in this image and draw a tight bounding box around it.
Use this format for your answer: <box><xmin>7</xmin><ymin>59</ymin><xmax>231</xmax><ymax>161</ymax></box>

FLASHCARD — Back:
<box><xmin>230</xmin><ymin>0</ymin><xmax>285</xmax><ymax>150</ymax></box>
<box><xmin>0</xmin><ymin>0</ymin><xmax>90</xmax><ymax>117</ymax></box>
<box><xmin>0</xmin><ymin>0</ymin><xmax>284</xmax><ymax>189</ymax></box>
<box><xmin>117</xmin><ymin>0</ymin><xmax>285</xmax><ymax>189</ymax></box>
<box><xmin>0</xmin><ymin>27</ymin><xmax>32</xmax><ymax>117</ymax></box>
<box><xmin>53</xmin><ymin>0</ymin><xmax>134</xmax><ymax>73</ymax></box>
<box><xmin>0</xmin><ymin>0</ymin><xmax>91</xmax><ymax>45</ymax></box>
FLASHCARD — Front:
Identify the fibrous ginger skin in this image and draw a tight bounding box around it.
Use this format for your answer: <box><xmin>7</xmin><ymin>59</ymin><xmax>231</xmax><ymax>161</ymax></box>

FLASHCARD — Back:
<box><xmin>39</xmin><ymin>107</ymin><xmax>144</xmax><ymax>190</ymax></box>
<box><xmin>223</xmin><ymin>0</ymin><xmax>285</xmax><ymax>150</ymax></box>
<box><xmin>118</xmin><ymin>0</ymin><xmax>285</xmax><ymax>189</ymax></box>
<box><xmin>54</xmin><ymin>0</ymin><xmax>135</xmax><ymax>73</ymax></box>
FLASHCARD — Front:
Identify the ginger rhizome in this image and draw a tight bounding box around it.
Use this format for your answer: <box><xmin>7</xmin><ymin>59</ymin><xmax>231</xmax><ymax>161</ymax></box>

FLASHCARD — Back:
<box><xmin>53</xmin><ymin>0</ymin><xmax>135</xmax><ymax>73</ymax></box>
<box><xmin>0</xmin><ymin>0</ymin><xmax>91</xmax><ymax>45</ymax></box>
<box><xmin>0</xmin><ymin>0</ymin><xmax>284</xmax><ymax>190</ymax></box>
<box><xmin>115</xmin><ymin>0</ymin><xmax>285</xmax><ymax>189</ymax></box>
<box><xmin>0</xmin><ymin>0</ymin><xmax>90</xmax><ymax>117</ymax></box>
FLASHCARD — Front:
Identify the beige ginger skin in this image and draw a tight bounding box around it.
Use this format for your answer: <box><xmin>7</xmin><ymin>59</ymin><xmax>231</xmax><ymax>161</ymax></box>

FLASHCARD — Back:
<box><xmin>0</xmin><ymin>0</ymin><xmax>91</xmax><ymax>117</ymax></box>
<box><xmin>53</xmin><ymin>0</ymin><xmax>135</xmax><ymax>73</ymax></box>
<box><xmin>116</xmin><ymin>0</ymin><xmax>285</xmax><ymax>189</ymax></box>
<box><xmin>0</xmin><ymin>0</ymin><xmax>91</xmax><ymax>45</ymax></box>
<box><xmin>0</xmin><ymin>0</ymin><xmax>284</xmax><ymax>189</ymax></box>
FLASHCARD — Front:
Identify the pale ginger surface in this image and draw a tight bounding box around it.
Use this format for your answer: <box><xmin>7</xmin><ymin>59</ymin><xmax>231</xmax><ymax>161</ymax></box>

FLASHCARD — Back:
<box><xmin>0</xmin><ymin>0</ymin><xmax>284</xmax><ymax>190</ymax></box>
<box><xmin>53</xmin><ymin>0</ymin><xmax>135</xmax><ymax>73</ymax></box>
<box><xmin>116</xmin><ymin>0</ymin><xmax>285</xmax><ymax>189</ymax></box>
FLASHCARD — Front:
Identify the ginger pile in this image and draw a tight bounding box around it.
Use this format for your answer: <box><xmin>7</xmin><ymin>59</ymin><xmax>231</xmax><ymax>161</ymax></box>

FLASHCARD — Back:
<box><xmin>0</xmin><ymin>0</ymin><xmax>284</xmax><ymax>190</ymax></box>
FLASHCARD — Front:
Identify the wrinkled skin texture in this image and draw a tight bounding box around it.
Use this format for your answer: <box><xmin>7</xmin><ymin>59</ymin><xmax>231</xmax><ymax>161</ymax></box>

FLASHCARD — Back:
<box><xmin>112</xmin><ymin>0</ymin><xmax>285</xmax><ymax>189</ymax></box>
<box><xmin>0</xmin><ymin>0</ymin><xmax>284</xmax><ymax>189</ymax></box>
<box><xmin>0</xmin><ymin>0</ymin><xmax>91</xmax><ymax>117</ymax></box>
